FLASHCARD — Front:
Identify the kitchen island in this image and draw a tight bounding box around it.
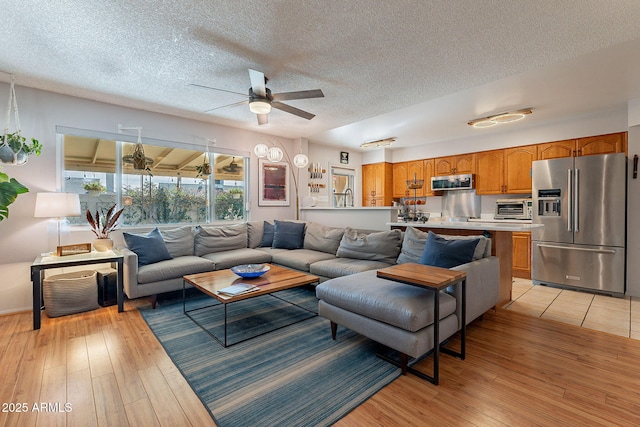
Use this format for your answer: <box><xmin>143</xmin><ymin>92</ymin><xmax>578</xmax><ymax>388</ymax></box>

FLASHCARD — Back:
<box><xmin>300</xmin><ymin>207</ymin><xmax>399</xmax><ymax>231</ymax></box>
<box><xmin>388</xmin><ymin>220</ymin><xmax>542</xmax><ymax>309</ymax></box>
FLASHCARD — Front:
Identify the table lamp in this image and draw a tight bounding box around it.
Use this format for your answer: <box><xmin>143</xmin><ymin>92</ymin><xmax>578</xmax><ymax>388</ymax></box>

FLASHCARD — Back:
<box><xmin>34</xmin><ymin>192</ymin><xmax>81</xmax><ymax>254</ymax></box>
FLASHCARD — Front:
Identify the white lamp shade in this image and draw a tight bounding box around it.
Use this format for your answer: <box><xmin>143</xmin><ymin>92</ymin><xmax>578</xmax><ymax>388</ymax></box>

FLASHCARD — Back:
<box><xmin>267</xmin><ymin>146</ymin><xmax>284</xmax><ymax>162</ymax></box>
<box><xmin>253</xmin><ymin>143</ymin><xmax>269</xmax><ymax>158</ymax></box>
<box><xmin>34</xmin><ymin>193</ymin><xmax>81</xmax><ymax>218</ymax></box>
<box><xmin>293</xmin><ymin>153</ymin><xmax>309</xmax><ymax>168</ymax></box>
<box><xmin>249</xmin><ymin>99</ymin><xmax>272</xmax><ymax>115</ymax></box>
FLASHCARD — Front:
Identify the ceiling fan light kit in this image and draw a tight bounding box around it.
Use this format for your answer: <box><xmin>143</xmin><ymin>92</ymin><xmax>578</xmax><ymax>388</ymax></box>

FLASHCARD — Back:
<box><xmin>192</xmin><ymin>69</ymin><xmax>324</xmax><ymax>126</ymax></box>
<box><xmin>468</xmin><ymin>108</ymin><xmax>532</xmax><ymax>128</ymax></box>
<box><xmin>360</xmin><ymin>137</ymin><xmax>396</xmax><ymax>149</ymax></box>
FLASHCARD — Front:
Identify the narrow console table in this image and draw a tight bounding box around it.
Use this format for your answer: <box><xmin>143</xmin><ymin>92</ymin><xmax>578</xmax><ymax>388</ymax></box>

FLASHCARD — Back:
<box><xmin>30</xmin><ymin>250</ymin><xmax>124</xmax><ymax>330</ymax></box>
<box><xmin>377</xmin><ymin>263</ymin><xmax>466</xmax><ymax>385</ymax></box>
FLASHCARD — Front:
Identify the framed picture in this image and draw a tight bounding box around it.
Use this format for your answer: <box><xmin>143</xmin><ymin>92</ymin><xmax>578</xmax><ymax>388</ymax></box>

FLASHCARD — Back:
<box><xmin>258</xmin><ymin>159</ymin><xmax>290</xmax><ymax>206</ymax></box>
<box><xmin>340</xmin><ymin>151</ymin><xmax>349</xmax><ymax>164</ymax></box>
<box><xmin>56</xmin><ymin>243</ymin><xmax>92</xmax><ymax>257</ymax></box>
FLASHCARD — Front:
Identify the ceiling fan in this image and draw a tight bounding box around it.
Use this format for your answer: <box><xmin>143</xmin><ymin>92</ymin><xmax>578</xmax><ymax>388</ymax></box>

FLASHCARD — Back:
<box><xmin>222</xmin><ymin>157</ymin><xmax>241</xmax><ymax>173</ymax></box>
<box><xmin>190</xmin><ymin>69</ymin><xmax>324</xmax><ymax>125</ymax></box>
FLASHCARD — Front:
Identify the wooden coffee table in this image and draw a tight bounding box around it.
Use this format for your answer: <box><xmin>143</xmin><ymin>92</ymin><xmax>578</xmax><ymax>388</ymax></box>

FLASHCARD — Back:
<box><xmin>183</xmin><ymin>264</ymin><xmax>319</xmax><ymax>347</ymax></box>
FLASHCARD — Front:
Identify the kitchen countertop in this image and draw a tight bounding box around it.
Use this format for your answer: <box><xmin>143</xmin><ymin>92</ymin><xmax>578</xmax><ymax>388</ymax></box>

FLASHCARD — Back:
<box><xmin>387</xmin><ymin>220</ymin><xmax>541</xmax><ymax>232</ymax></box>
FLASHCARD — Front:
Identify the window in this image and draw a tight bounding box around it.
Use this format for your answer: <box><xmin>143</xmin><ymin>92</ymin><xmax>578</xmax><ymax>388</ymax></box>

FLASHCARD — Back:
<box><xmin>62</xmin><ymin>133</ymin><xmax>247</xmax><ymax>226</ymax></box>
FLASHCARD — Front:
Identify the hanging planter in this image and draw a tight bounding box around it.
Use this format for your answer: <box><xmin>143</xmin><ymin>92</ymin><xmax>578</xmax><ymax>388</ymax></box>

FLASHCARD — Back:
<box><xmin>1</xmin><ymin>75</ymin><xmax>42</xmax><ymax>165</ymax></box>
<box><xmin>195</xmin><ymin>151</ymin><xmax>211</xmax><ymax>178</ymax></box>
<box><xmin>121</xmin><ymin>127</ymin><xmax>153</xmax><ymax>174</ymax></box>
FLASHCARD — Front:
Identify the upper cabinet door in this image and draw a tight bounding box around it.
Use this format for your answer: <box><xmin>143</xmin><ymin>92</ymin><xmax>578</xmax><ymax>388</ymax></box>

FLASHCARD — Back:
<box><xmin>407</xmin><ymin>160</ymin><xmax>424</xmax><ymax>197</ymax></box>
<box><xmin>577</xmin><ymin>132</ymin><xmax>626</xmax><ymax>156</ymax></box>
<box><xmin>504</xmin><ymin>145</ymin><xmax>536</xmax><ymax>194</ymax></box>
<box><xmin>537</xmin><ymin>139</ymin><xmax>575</xmax><ymax>160</ymax></box>
<box><xmin>423</xmin><ymin>159</ymin><xmax>435</xmax><ymax>196</ymax></box>
<box><xmin>475</xmin><ymin>150</ymin><xmax>504</xmax><ymax>195</ymax></box>
<box><xmin>434</xmin><ymin>157</ymin><xmax>455</xmax><ymax>176</ymax></box>
<box><xmin>392</xmin><ymin>162</ymin><xmax>409</xmax><ymax>198</ymax></box>
<box><xmin>453</xmin><ymin>153</ymin><xmax>475</xmax><ymax>174</ymax></box>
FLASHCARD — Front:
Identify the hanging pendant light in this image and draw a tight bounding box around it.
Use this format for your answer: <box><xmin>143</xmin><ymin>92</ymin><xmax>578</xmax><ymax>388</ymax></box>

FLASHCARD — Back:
<box><xmin>267</xmin><ymin>146</ymin><xmax>284</xmax><ymax>162</ymax></box>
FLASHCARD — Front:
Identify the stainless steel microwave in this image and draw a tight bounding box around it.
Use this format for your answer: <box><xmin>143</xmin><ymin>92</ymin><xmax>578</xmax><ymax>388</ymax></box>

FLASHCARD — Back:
<box><xmin>495</xmin><ymin>198</ymin><xmax>533</xmax><ymax>220</ymax></box>
<box><xmin>431</xmin><ymin>174</ymin><xmax>474</xmax><ymax>191</ymax></box>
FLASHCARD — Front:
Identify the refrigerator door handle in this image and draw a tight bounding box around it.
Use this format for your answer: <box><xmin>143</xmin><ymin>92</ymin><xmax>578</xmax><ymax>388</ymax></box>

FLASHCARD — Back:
<box><xmin>574</xmin><ymin>168</ymin><xmax>579</xmax><ymax>232</ymax></box>
<box><xmin>535</xmin><ymin>243</ymin><xmax>617</xmax><ymax>254</ymax></box>
<box><xmin>567</xmin><ymin>169</ymin><xmax>572</xmax><ymax>232</ymax></box>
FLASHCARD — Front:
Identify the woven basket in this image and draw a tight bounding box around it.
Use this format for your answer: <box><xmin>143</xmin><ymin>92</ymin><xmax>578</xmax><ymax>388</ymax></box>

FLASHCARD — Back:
<box><xmin>43</xmin><ymin>270</ymin><xmax>99</xmax><ymax>318</ymax></box>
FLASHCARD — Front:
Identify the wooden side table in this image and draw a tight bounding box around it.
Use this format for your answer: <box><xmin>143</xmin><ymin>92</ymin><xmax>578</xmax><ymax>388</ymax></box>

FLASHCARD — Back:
<box><xmin>377</xmin><ymin>263</ymin><xmax>466</xmax><ymax>385</ymax></box>
<box><xmin>30</xmin><ymin>250</ymin><xmax>124</xmax><ymax>330</ymax></box>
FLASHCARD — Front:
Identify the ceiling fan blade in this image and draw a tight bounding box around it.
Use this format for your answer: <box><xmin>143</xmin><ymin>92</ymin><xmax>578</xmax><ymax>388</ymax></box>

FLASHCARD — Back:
<box><xmin>188</xmin><ymin>83</ymin><xmax>247</xmax><ymax>97</ymax></box>
<box><xmin>257</xmin><ymin>114</ymin><xmax>268</xmax><ymax>125</ymax></box>
<box><xmin>249</xmin><ymin>69</ymin><xmax>267</xmax><ymax>97</ymax></box>
<box><xmin>271</xmin><ymin>89</ymin><xmax>324</xmax><ymax>102</ymax></box>
<box><xmin>204</xmin><ymin>99</ymin><xmax>248</xmax><ymax>113</ymax></box>
<box><xmin>271</xmin><ymin>102</ymin><xmax>315</xmax><ymax>120</ymax></box>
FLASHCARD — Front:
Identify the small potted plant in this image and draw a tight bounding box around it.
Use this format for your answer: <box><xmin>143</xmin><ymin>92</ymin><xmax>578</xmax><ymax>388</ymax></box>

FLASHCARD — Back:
<box><xmin>86</xmin><ymin>204</ymin><xmax>124</xmax><ymax>252</ymax></box>
<box><xmin>229</xmin><ymin>187</ymin><xmax>243</xmax><ymax>199</ymax></box>
<box><xmin>0</xmin><ymin>132</ymin><xmax>42</xmax><ymax>165</ymax></box>
<box><xmin>83</xmin><ymin>182</ymin><xmax>107</xmax><ymax>195</ymax></box>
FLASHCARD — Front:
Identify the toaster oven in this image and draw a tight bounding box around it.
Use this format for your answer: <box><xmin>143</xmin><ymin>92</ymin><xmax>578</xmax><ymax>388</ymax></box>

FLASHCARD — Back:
<box><xmin>495</xmin><ymin>198</ymin><xmax>533</xmax><ymax>220</ymax></box>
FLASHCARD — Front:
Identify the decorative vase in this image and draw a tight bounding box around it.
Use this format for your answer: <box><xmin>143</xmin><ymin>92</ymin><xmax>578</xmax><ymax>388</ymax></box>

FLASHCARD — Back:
<box><xmin>93</xmin><ymin>238</ymin><xmax>113</xmax><ymax>252</ymax></box>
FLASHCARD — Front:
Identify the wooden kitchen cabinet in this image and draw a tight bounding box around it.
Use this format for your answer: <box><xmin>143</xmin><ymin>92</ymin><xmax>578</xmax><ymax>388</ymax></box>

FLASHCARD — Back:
<box><xmin>407</xmin><ymin>160</ymin><xmax>425</xmax><ymax>197</ymax></box>
<box><xmin>423</xmin><ymin>159</ymin><xmax>435</xmax><ymax>196</ymax></box>
<box><xmin>537</xmin><ymin>132</ymin><xmax>626</xmax><ymax>159</ymax></box>
<box><xmin>475</xmin><ymin>145</ymin><xmax>535</xmax><ymax>195</ymax></box>
<box><xmin>434</xmin><ymin>153</ymin><xmax>475</xmax><ymax>176</ymax></box>
<box><xmin>392</xmin><ymin>162</ymin><xmax>410</xmax><ymax>198</ymax></box>
<box><xmin>512</xmin><ymin>231</ymin><xmax>531</xmax><ymax>279</ymax></box>
<box><xmin>504</xmin><ymin>145</ymin><xmax>536</xmax><ymax>194</ymax></box>
<box><xmin>475</xmin><ymin>150</ymin><xmax>504</xmax><ymax>195</ymax></box>
<box><xmin>577</xmin><ymin>132</ymin><xmax>626</xmax><ymax>156</ymax></box>
<box><xmin>362</xmin><ymin>162</ymin><xmax>393</xmax><ymax>206</ymax></box>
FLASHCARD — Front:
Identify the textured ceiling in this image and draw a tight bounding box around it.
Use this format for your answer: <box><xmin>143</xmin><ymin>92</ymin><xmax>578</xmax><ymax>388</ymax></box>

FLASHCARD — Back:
<box><xmin>2</xmin><ymin>1</ymin><xmax>640</xmax><ymax>150</ymax></box>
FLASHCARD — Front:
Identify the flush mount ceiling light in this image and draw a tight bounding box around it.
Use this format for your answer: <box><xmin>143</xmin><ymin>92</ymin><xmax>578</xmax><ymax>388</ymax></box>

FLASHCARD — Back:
<box><xmin>468</xmin><ymin>108</ymin><xmax>533</xmax><ymax>128</ymax></box>
<box><xmin>360</xmin><ymin>137</ymin><xmax>396</xmax><ymax>149</ymax></box>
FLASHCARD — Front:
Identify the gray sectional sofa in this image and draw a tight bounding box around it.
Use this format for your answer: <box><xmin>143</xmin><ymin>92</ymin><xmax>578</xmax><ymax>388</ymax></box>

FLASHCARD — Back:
<box><xmin>117</xmin><ymin>220</ymin><xmax>500</xmax><ymax>325</ymax></box>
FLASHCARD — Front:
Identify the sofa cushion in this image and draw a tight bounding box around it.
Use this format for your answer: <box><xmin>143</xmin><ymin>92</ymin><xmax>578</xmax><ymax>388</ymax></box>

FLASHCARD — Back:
<box><xmin>310</xmin><ymin>257</ymin><xmax>393</xmax><ymax>279</ymax></box>
<box><xmin>303</xmin><ymin>222</ymin><xmax>344</xmax><ymax>254</ymax></box>
<box><xmin>136</xmin><ymin>256</ymin><xmax>214</xmax><ymax>284</ymax></box>
<box><xmin>201</xmin><ymin>248</ymin><xmax>272</xmax><ymax>270</ymax></box>
<box><xmin>271</xmin><ymin>249</ymin><xmax>336</xmax><ymax>272</ymax></box>
<box><xmin>272</xmin><ymin>220</ymin><xmax>305</xmax><ymax>249</ymax></box>
<box><xmin>247</xmin><ymin>220</ymin><xmax>265</xmax><ymax>248</ymax></box>
<box><xmin>397</xmin><ymin>227</ymin><xmax>488</xmax><ymax>264</ymax></box>
<box><xmin>316</xmin><ymin>270</ymin><xmax>457</xmax><ymax>332</ymax></box>
<box><xmin>420</xmin><ymin>231</ymin><xmax>479</xmax><ymax>268</ymax></box>
<box><xmin>259</xmin><ymin>221</ymin><xmax>275</xmax><ymax>247</ymax></box>
<box><xmin>336</xmin><ymin>228</ymin><xmax>402</xmax><ymax>264</ymax></box>
<box><xmin>160</xmin><ymin>225</ymin><xmax>195</xmax><ymax>257</ymax></box>
<box><xmin>123</xmin><ymin>228</ymin><xmax>173</xmax><ymax>267</ymax></box>
<box><xmin>194</xmin><ymin>223</ymin><xmax>248</xmax><ymax>256</ymax></box>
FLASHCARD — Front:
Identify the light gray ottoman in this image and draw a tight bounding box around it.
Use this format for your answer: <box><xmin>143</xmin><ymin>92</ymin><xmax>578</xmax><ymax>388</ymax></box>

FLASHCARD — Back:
<box><xmin>316</xmin><ymin>269</ymin><xmax>462</xmax><ymax>382</ymax></box>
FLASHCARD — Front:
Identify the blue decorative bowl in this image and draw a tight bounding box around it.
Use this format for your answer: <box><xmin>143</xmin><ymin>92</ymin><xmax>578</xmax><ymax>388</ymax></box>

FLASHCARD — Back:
<box><xmin>231</xmin><ymin>264</ymin><xmax>270</xmax><ymax>278</ymax></box>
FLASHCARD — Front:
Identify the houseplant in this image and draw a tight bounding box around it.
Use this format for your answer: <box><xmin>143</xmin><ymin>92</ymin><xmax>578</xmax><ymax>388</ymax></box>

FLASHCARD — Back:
<box><xmin>86</xmin><ymin>204</ymin><xmax>124</xmax><ymax>251</ymax></box>
<box><xmin>0</xmin><ymin>132</ymin><xmax>42</xmax><ymax>165</ymax></box>
<box><xmin>83</xmin><ymin>182</ymin><xmax>106</xmax><ymax>195</ymax></box>
<box><xmin>0</xmin><ymin>168</ymin><xmax>28</xmax><ymax>221</ymax></box>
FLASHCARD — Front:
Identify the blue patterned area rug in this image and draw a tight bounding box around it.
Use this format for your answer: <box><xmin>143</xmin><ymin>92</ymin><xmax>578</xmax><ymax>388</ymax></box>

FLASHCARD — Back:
<box><xmin>139</xmin><ymin>287</ymin><xmax>400</xmax><ymax>427</ymax></box>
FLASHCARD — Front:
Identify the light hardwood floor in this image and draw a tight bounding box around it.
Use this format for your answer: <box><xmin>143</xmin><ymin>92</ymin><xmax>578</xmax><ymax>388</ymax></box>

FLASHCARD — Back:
<box><xmin>3</xmin><ymin>294</ymin><xmax>640</xmax><ymax>426</ymax></box>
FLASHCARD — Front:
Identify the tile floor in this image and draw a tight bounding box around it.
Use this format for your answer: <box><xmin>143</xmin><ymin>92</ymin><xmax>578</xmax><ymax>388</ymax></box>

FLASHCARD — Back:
<box><xmin>505</xmin><ymin>278</ymin><xmax>640</xmax><ymax>339</ymax></box>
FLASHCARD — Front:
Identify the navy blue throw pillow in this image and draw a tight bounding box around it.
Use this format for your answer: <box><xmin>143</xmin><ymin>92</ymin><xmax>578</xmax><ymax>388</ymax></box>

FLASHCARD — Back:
<box><xmin>259</xmin><ymin>221</ymin><xmax>275</xmax><ymax>247</ymax></box>
<box><xmin>419</xmin><ymin>231</ymin><xmax>479</xmax><ymax>268</ymax></box>
<box><xmin>123</xmin><ymin>228</ymin><xmax>173</xmax><ymax>267</ymax></box>
<box><xmin>272</xmin><ymin>220</ymin><xmax>305</xmax><ymax>249</ymax></box>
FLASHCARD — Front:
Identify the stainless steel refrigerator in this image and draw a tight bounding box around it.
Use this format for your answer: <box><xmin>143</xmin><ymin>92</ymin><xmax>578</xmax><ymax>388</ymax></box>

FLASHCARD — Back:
<box><xmin>532</xmin><ymin>153</ymin><xmax>626</xmax><ymax>295</ymax></box>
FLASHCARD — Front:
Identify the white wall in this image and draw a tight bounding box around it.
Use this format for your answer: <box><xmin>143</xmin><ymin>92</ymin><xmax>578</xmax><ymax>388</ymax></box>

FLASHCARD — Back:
<box><xmin>0</xmin><ymin>83</ymin><xmax>299</xmax><ymax>314</ymax></box>
<box><xmin>626</xmin><ymin>112</ymin><xmax>640</xmax><ymax>296</ymax></box>
<box><xmin>307</xmin><ymin>143</ymin><xmax>363</xmax><ymax>207</ymax></box>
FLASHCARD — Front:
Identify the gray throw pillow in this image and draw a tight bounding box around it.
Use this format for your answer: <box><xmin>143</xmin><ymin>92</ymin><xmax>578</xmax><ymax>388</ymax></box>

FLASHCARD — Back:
<box><xmin>397</xmin><ymin>227</ymin><xmax>488</xmax><ymax>264</ymax></box>
<box><xmin>160</xmin><ymin>225</ymin><xmax>195</xmax><ymax>257</ymax></box>
<box><xmin>194</xmin><ymin>223</ymin><xmax>248</xmax><ymax>256</ymax></box>
<box><xmin>420</xmin><ymin>231</ymin><xmax>479</xmax><ymax>268</ymax></box>
<box><xmin>123</xmin><ymin>228</ymin><xmax>173</xmax><ymax>267</ymax></box>
<box><xmin>336</xmin><ymin>228</ymin><xmax>402</xmax><ymax>264</ymax></box>
<box><xmin>272</xmin><ymin>220</ymin><xmax>305</xmax><ymax>249</ymax></box>
<box><xmin>303</xmin><ymin>222</ymin><xmax>345</xmax><ymax>254</ymax></box>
